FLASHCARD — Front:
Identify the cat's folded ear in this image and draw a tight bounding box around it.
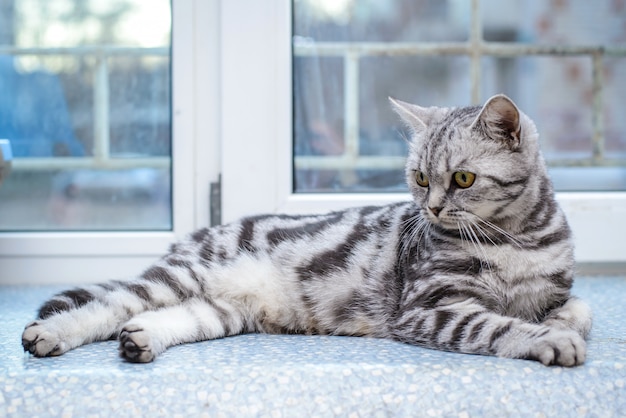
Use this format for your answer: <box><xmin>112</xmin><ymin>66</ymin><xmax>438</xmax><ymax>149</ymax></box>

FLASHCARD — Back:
<box><xmin>471</xmin><ymin>94</ymin><xmax>522</xmax><ymax>149</ymax></box>
<box><xmin>389</xmin><ymin>97</ymin><xmax>428</xmax><ymax>135</ymax></box>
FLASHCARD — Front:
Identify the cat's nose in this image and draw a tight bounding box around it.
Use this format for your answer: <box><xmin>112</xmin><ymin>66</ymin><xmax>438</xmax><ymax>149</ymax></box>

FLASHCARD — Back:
<box><xmin>429</xmin><ymin>207</ymin><xmax>443</xmax><ymax>217</ymax></box>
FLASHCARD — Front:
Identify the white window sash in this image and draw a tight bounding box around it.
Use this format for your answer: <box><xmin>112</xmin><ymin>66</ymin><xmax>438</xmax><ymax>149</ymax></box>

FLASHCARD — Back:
<box><xmin>0</xmin><ymin>0</ymin><xmax>219</xmax><ymax>284</ymax></box>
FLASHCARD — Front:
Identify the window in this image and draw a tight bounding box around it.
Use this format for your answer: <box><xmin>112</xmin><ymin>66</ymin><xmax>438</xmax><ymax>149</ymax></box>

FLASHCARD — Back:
<box><xmin>0</xmin><ymin>0</ymin><xmax>215</xmax><ymax>283</ymax></box>
<box><xmin>0</xmin><ymin>0</ymin><xmax>171</xmax><ymax>231</ymax></box>
<box><xmin>1</xmin><ymin>0</ymin><xmax>623</xmax><ymax>284</ymax></box>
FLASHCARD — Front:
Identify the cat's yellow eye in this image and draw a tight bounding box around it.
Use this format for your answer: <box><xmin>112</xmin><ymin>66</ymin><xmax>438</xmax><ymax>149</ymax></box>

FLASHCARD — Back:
<box><xmin>415</xmin><ymin>171</ymin><xmax>429</xmax><ymax>187</ymax></box>
<box><xmin>454</xmin><ymin>171</ymin><xmax>476</xmax><ymax>188</ymax></box>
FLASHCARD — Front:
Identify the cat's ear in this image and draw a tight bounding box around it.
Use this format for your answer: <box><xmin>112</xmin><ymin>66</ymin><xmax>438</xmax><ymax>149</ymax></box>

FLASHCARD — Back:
<box><xmin>389</xmin><ymin>97</ymin><xmax>428</xmax><ymax>134</ymax></box>
<box><xmin>471</xmin><ymin>94</ymin><xmax>522</xmax><ymax>148</ymax></box>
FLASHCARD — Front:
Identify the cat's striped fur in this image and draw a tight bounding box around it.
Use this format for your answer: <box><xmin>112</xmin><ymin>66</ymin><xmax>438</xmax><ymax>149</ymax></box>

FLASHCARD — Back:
<box><xmin>22</xmin><ymin>94</ymin><xmax>591</xmax><ymax>366</ymax></box>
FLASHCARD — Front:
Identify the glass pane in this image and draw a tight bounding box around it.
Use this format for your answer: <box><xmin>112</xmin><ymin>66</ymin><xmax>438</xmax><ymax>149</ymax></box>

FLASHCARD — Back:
<box><xmin>0</xmin><ymin>0</ymin><xmax>171</xmax><ymax>230</ymax></box>
<box><xmin>293</xmin><ymin>0</ymin><xmax>626</xmax><ymax>193</ymax></box>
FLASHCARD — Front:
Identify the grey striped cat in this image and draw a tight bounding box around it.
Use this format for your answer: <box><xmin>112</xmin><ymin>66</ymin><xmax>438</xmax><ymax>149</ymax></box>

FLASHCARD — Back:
<box><xmin>22</xmin><ymin>94</ymin><xmax>591</xmax><ymax>366</ymax></box>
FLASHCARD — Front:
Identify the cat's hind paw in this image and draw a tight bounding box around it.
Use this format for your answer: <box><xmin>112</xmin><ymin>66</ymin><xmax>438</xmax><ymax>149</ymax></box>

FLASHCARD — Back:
<box><xmin>119</xmin><ymin>324</ymin><xmax>156</xmax><ymax>363</ymax></box>
<box><xmin>22</xmin><ymin>321</ymin><xmax>69</xmax><ymax>357</ymax></box>
<box><xmin>526</xmin><ymin>328</ymin><xmax>586</xmax><ymax>367</ymax></box>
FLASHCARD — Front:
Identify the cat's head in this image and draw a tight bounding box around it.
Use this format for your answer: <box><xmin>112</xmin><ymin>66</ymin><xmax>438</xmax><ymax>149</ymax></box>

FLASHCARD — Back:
<box><xmin>390</xmin><ymin>94</ymin><xmax>549</xmax><ymax>233</ymax></box>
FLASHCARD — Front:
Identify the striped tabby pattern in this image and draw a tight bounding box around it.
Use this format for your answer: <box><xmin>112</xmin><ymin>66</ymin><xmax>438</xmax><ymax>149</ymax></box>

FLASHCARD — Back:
<box><xmin>22</xmin><ymin>94</ymin><xmax>591</xmax><ymax>365</ymax></box>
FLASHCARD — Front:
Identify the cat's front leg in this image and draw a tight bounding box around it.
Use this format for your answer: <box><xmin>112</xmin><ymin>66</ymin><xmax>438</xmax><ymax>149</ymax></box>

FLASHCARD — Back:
<box><xmin>392</xmin><ymin>303</ymin><xmax>587</xmax><ymax>366</ymax></box>
<box><xmin>119</xmin><ymin>297</ymin><xmax>245</xmax><ymax>363</ymax></box>
<box><xmin>541</xmin><ymin>296</ymin><xmax>592</xmax><ymax>339</ymax></box>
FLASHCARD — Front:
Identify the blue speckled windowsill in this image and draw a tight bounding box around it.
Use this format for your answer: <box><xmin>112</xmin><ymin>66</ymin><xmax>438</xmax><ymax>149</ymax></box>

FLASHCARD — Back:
<box><xmin>1</xmin><ymin>276</ymin><xmax>625</xmax><ymax>417</ymax></box>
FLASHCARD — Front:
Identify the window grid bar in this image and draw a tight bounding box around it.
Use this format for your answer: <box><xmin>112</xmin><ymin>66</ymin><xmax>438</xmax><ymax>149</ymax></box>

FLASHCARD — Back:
<box><xmin>93</xmin><ymin>53</ymin><xmax>110</xmax><ymax>163</ymax></box>
<box><xmin>470</xmin><ymin>0</ymin><xmax>482</xmax><ymax>105</ymax></box>
<box><xmin>342</xmin><ymin>51</ymin><xmax>360</xmax><ymax>186</ymax></box>
<box><xmin>0</xmin><ymin>46</ymin><xmax>169</xmax><ymax>56</ymax></box>
<box><xmin>293</xmin><ymin>42</ymin><xmax>626</xmax><ymax>58</ymax></box>
<box><xmin>592</xmin><ymin>52</ymin><xmax>605</xmax><ymax>162</ymax></box>
<box><xmin>11</xmin><ymin>157</ymin><xmax>170</xmax><ymax>170</ymax></box>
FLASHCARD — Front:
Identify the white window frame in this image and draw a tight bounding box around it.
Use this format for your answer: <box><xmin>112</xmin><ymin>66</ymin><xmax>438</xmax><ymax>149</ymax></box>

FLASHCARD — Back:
<box><xmin>0</xmin><ymin>0</ymin><xmax>220</xmax><ymax>284</ymax></box>
<box><xmin>221</xmin><ymin>0</ymin><xmax>626</xmax><ymax>265</ymax></box>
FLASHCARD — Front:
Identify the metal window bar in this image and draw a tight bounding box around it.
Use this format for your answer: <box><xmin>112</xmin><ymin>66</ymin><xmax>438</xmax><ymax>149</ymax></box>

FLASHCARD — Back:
<box><xmin>294</xmin><ymin>0</ymin><xmax>626</xmax><ymax>172</ymax></box>
<box><xmin>0</xmin><ymin>46</ymin><xmax>170</xmax><ymax>170</ymax></box>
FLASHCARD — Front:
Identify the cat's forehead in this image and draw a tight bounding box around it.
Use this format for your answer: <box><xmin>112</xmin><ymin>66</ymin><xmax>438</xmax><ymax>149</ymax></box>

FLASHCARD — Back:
<box><xmin>419</xmin><ymin>107</ymin><xmax>482</xmax><ymax>147</ymax></box>
<box><xmin>422</xmin><ymin>140</ymin><xmax>478</xmax><ymax>175</ymax></box>
<box><xmin>413</xmin><ymin>113</ymin><xmax>500</xmax><ymax>172</ymax></box>
<box><xmin>427</xmin><ymin>105</ymin><xmax>481</xmax><ymax>128</ymax></box>
<box><xmin>412</xmin><ymin>106</ymin><xmax>481</xmax><ymax>150</ymax></box>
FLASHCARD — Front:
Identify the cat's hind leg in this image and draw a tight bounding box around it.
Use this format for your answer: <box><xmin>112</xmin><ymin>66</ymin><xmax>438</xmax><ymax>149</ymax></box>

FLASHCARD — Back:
<box><xmin>22</xmin><ymin>294</ymin><xmax>143</xmax><ymax>357</ymax></box>
<box><xmin>22</xmin><ymin>283</ymin><xmax>155</xmax><ymax>357</ymax></box>
<box><xmin>119</xmin><ymin>297</ymin><xmax>245</xmax><ymax>363</ymax></box>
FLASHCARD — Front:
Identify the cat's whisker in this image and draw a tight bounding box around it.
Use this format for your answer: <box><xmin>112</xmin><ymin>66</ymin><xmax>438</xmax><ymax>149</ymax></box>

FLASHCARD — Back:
<box><xmin>463</xmin><ymin>221</ymin><xmax>493</xmax><ymax>272</ymax></box>
<box><xmin>470</xmin><ymin>220</ymin><xmax>499</xmax><ymax>247</ymax></box>
<box><xmin>459</xmin><ymin>222</ymin><xmax>477</xmax><ymax>258</ymax></box>
<box><xmin>398</xmin><ymin>213</ymin><xmax>427</xmax><ymax>263</ymax></box>
<box><xmin>457</xmin><ymin>222</ymin><xmax>467</xmax><ymax>245</ymax></box>
<box><xmin>458</xmin><ymin>221</ymin><xmax>476</xmax><ymax>252</ymax></box>
<box><xmin>475</xmin><ymin>217</ymin><xmax>523</xmax><ymax>249</ymax></box>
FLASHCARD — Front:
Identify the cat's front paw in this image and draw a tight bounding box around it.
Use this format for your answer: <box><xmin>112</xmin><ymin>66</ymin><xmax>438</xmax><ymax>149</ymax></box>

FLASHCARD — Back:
<box><xmin>119</xmin><ymin>324</ymin><xmax>156</xmax><ymax>363</ymax></box>
<box><xmin>527</xmin><ymin>328</ymin><xmax>586</xmax><ymax>367</ymax></box>
<box><xmin>22</xmin><ymin>321</ymin><xmax>69</xmax><ymax>357</ymax></box>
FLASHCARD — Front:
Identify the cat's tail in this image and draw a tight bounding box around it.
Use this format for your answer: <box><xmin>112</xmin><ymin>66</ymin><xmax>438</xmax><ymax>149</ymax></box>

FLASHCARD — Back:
<box><xmin>37</xmin><ymin>279</ymin><xmax>146</xmax><ymax>319</ymax></box>
<box><xmin>37</xmin><ymin>259</ymin><xmax>204</xmax><ymax>320</ymax></box>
